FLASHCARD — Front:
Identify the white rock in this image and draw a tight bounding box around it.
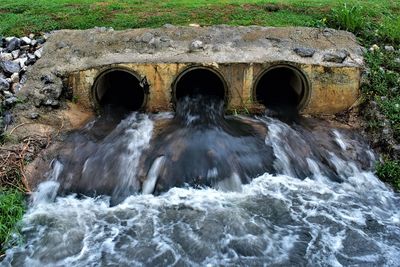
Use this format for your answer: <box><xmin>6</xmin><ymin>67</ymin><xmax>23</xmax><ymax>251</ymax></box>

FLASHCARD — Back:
<box><xmin>5</xmin><ymin>36</ymin><xmax>16</xmax><ymax>42</ymax></box>
<box><xmin>29</xmin><ymin>33</ymin><xmax>35</xmax><ymax>39</ymax></box>
<box><xmin>34</xmin><ymin>48</ymin><xmax>43</xmax><ymax>58</ymax></box>
<box><xmin>369</xmin><ymin>44</ymin><xmax>380</xmax><ymax>52</ymax></box>
<box><xmin>3</xmin><ymin>90</ymin><xmax>13</xmax><ymax>97</ymax></box>
<box><xmin>189</xmin><ymin>40</ymin><xmax>204</xmax><ymax>52</ymax></box>
<box><xmin>384</xmin><ymin>45</ymin><xmax>395</xmax><ymax>52</ymax></box>
<box><xmin>18</xmin><ymin>57</ymin><xmax>28</xmax><ymax>67</ymax></box>
<box><xmin>11</xmin><ymin>50</ymin><xmax>20</xmax><ymax>59</ymax></box>
<box><xmin>27</xmin><ymin>53</ymin><xmax>36</xmax><ymax>60</ymax></box>
<box><xmin>31</xmin><ymin>39</ymin><xmax>37</xmax><ymax>47</ymax></box>
<box><xmin>10</xmin><ymin>73</ymin><xmax>19</xmax><ymax>83</ymax></box>
<box><xmin>21</xmin><ymin>37</ymin><xmax>32</xmax><ymax>45</ymax></box>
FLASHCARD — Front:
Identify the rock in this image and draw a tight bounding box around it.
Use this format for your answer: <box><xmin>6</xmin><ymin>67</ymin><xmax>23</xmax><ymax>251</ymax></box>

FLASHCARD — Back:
<box><xmin>29</xmin><ymin>112</ymin><xmax>39</xmax><ymax>119</ymax></box>
<box><xmin>40</xmin><ymin>73</ymin><xmax>63</xmax><ymax>100</ymax></box>
<box><xmin>11</xmin><ymin>83</ymin><xmax>22</xmax><ymax>93</ymax></box>
<box><xmin>294</xmin><ymin>47</ymin><xmax>315</xmax><ymax>57</ymax></box>
<box><xmin>34</xmin><ymin>47</ymin><xmax>43</xmax><ymax>58</ymax></box>
<box><xmin>163</xmin><ymin>24</ymin><xmax>175</xmax><ymax>28</ymax></box>
<box><xmin>20</xmin><ymin>74</ymin><xmax>27</xmax><ymax>84</ymax></box>
<box><xmin>10</xmin><ymin>73</ymin><xmax>19</xmax><ymax>83</ymax></box>
<box><xmin>264</xmin><ymin>4</ymin><xmax>280</xmax><ymax>12</ymax></box>
<box><xmin>31</xmin><ymin>39</ymin><xmax>37</xmax><ymax>47</ymax></box>
<box><xmin>6</xmin><ymin>38</ymin><xmax>21</xmax><ymax>53</ymax></box>
<box><xmin>20</xmin><ymin>37</ymin><xmax>32</xmax><ymax>45</ymax></box>
<box><xmin>141</xmin><ymin>32</ymin><xmax>154</xmax><ymax>43</ymax></box>
<box><xmin>36</xmin><ymin>38</ymin><xmax>46</xmax><ymax>45</ymax></box>
<box><xmin>3</xmin><ymin>111</ymin><xmax>13</xmax><ymax>128</ymax></box>
<box><xmin>43</xmin><ymin>99</ymin><xmax>60</xmax><ymax>107</ymax></box>
<box><xmin>0</xmin><ymin>77</ymin><xmax>10</xmax><ymax>91</ymax></box>
<box><xmin>0</xmin><ymin>36</ymin><xmax>4</xmax><ymax>47</ymax></box>
<box><xmin>5</xmin><ymin>37</ymin><xmax>15</xmax><ymax>42</ymax></box>
<box><xmin>189</xmin><ymin>40</ymin><xmax>204</xmax><ymax>52</ymax></box>
<box><xmin>369</xmin><ymin>44</ymin><xmax>380</xmax><ymax>52</ymax></box>
<box><xmin>41</xmin><ymin>73</ymin><xmax>57</xmax><ymax>84</ymax></box>
<box><xmin>384</xmin><ymin>45</ymin><xmax>394</xmax><ymax>52</ymax></box>
<box><xmin>4</xmin><ymin>96</ymin><xmax>18</xmax><ymax>106</ymax></box>
<box><xmin>212</xmin><ymin>44</ymin><xmax>223</xmax><ymax>52</ymax></box>
<box><xmin>26</xmin><ymin>53</ymin><xmax>36</xmax><ymax>65</ymax></box>
<box><xmin>29</xmin><ymin>33</ymin><xmax>35</xmax><ymax>39</ymax></box>
<box><xmin>56</xmin><ymin>41</ymin><xmax>68</xmax><ymax>49</ymax></box>
<box><xmin>17</xmin><ymin>57</ymin><xmax>28</xmax><ymax>67</ymax></box>
<box><xmin>11</xmin><ymin>49</ymin><xmax>20</xmax><ymax>59</ymax></box>
<box><xmin>0</xmin><ymin>60</ymin><xmax>21</xmax><ymax>75</ymax></box>
<box><xmin>189</xmin><ymin>23</ymin><xmax>200</xmax><ymax>27</ymax></box>
<box><xmin>0</xmin><ymin>53</ymin><xmax>13</xmax><ymax>61</ymax></box>
<box><xmin>3</xmin><ymin>90</ymin><xmax>13</xmax><ymax>98</ymax></box>
<box><xmin>322</xmin><ymin>50</ymin><xmax>349</xmax><ymax>63</ymax></box>
<box><xmin>19</xmin><ymin>45</ymin><xmax>30</xmax><ymax>52</ymax></box>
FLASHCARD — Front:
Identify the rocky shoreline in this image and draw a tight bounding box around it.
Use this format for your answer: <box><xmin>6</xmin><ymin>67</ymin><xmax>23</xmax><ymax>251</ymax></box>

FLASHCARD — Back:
<box><xmin>0</xmin><ymin>34</ymin><xmax>47</xmax><ymax>131</ymax></box>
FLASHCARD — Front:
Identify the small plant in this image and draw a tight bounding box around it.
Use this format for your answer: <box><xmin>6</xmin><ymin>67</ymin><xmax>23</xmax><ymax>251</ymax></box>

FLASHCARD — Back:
<box><xmin>72</xmin><ymin>95</ymin><xmax>80</xmax><ymax>104</ymax></box>
<box><xmin>376</xmin><ymin>160</ymin><xmax>400</xmax><ymax>190</ymax></box>
<box><xmin>328</xmin><ymin>3</ymin><xmax>366</xmax><ymax>33</ymax></box>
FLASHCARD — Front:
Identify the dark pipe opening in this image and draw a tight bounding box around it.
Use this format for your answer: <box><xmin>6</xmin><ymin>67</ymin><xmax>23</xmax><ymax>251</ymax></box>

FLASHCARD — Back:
<box><xmin>93</xmin><ymin>69</ymin><xmax>145</xmax><ymax>111</ymax></box>
<box><xmin>255</xmin><ymin>65</ymin><xmax>309</xmax><ymax>111</ymax></box>
<box><xmin>174</xmin><ymin>67</ymin><xmax>226</xmax><ymax>101</ymax></box>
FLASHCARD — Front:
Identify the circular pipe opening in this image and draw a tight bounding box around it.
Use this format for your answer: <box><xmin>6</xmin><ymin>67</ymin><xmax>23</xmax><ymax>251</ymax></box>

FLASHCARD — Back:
<box><xmin>93</xmin><ymin>69</ymin><xmax>146</xmax><ymax>111</ymax></box>
<box><xmin>173</xmin><ymin>67</ymin><xmax>227</xmax><ymax>102</ymax></box>
<box><xmin>254</xmin><ymin>65</ymin><xmax>310</xmax><ymax>111</ymax></box>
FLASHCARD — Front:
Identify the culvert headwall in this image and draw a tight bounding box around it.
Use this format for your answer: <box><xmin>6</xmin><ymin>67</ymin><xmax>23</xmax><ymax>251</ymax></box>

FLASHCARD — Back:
<box><xmin>20</xmin><ymin>26</ymin><xmax>364</xmax><ymax>115</ymax></box>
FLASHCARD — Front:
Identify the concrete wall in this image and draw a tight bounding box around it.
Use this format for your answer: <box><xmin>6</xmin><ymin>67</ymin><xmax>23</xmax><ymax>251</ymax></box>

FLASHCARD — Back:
<box><xmin>68</xmin><ymin>62</ymin><xmax>361</xmax><ymax>114</ymax></box>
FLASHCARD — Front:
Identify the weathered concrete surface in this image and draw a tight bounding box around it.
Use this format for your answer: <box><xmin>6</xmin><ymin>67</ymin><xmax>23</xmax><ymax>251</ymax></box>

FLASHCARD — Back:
<box><xmin>18</xmin><ymin>25</ymin><xmax>365</xmax><ymax>114</ymax></box>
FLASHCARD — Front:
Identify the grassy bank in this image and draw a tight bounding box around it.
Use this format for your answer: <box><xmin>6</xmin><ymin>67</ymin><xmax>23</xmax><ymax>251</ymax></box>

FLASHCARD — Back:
<box><xmin>0</xmin><ymin>0</ymin><xmax>398</xmax><ymax>39</ymax></box>
<box><xmin>0</xmin><ymin>188</ymin><xmax>25</xmax><ymax>257</ymax></box>
<box><xmin>0</xmin><ymin>0</ymin><xmax>399</xmax><ymax>254</ymax></box>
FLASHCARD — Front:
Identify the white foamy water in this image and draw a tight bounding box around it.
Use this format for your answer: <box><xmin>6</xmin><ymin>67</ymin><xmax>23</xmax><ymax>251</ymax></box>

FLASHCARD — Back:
<box><xmin>1</xmin><ymin>112</ymin><xmax>400</xmax><ymax>267</ymax></box>
<box><xmin>2</xmin><ymin>171</ymin><xmax>400</xmax><ymax>267</ymax></box>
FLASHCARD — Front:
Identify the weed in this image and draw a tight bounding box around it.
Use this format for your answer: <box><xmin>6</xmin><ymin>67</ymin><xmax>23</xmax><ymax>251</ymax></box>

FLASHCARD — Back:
<box><xmin>376</xmin><ymin>159</ymin><xmax>400</xmax><ymax>190</ymax></box>
<box><xmin>328</xmin><ymin>3</ymin><xmax>366</xmax><ymax>33</ymax></box>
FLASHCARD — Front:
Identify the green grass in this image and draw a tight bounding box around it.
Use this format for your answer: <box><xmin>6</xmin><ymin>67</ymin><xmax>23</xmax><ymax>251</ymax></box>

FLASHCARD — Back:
<box><xmin>363</xmin><ymin>49</ymin><xmax>400</xmax><ymax>139</ymax></box>
<box><xmin>0</xmin><ymin>188</ymin><xmax>26</xmax><ymax>256</ymax></box>
<box><xmin>376</xmin><ymin>159</ymin><xmax>400</xmax><ymax>190</ymax></box>
<box><xmin>0</xmin><ymin>0</ymin><xmax>398</xmax><ymax>37</ymax></box>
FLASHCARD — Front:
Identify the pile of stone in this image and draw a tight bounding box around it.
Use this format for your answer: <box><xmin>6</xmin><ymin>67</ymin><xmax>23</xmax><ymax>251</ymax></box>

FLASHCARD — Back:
<box><xmin>0</xmin><ymin>34</ymin><xmax>47</xmax><ymax>108</ymax></box>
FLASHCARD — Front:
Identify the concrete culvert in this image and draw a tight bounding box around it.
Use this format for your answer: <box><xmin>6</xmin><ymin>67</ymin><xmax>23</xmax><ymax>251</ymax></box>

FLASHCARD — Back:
<box><xmin>255</xmin><ymin>65</ymin><xmax>309</xmax><ymax>111</ymax></box>
<box><xmin>93</xmin><ymin>69</ymin><xmax>146</xmax><ymax>111</ymax></box>
<box><xmin>174</xmin><ymin>67</ymin><xmax>226</xmax><ymax>101</ymax></box>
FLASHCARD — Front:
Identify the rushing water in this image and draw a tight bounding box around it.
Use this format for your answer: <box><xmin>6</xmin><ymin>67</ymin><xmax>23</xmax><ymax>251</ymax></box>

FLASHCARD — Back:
<box><xmin>1</xmin><ymin>96</ymin><xmax>400</xmax><ymax>267</ymax></box>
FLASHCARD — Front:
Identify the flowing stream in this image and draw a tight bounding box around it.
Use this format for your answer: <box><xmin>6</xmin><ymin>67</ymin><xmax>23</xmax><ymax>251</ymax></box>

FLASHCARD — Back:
<box><xmin>1</xmin><ymin>96</ymin><xmax>400</xmax><ymax>267</ymax></box>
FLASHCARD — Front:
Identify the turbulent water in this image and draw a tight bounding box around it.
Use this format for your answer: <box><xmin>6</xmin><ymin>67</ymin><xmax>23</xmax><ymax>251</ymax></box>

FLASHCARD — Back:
<box><xmin>2</xmin><ymin>96</ymin><xmax>400</xmax><ymax>267</ymax></box>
